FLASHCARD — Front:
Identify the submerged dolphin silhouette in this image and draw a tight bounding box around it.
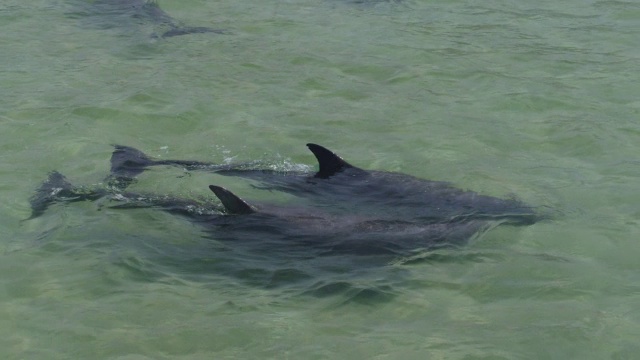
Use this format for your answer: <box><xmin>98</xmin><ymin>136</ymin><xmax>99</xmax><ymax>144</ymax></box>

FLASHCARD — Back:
<box><xmin>82</xmin><ymin>0</ymin><xmax>227</xmax><ymax>38</ymax></box>
<box><xmin>29</xmin><ymin>171</ymin><xmax>492</xmax><ymax>256</ymax></box>
<box><xmin>109</xmin><ymin>144</ymin><xmax>542</xmax><ymax>225</ymax></box>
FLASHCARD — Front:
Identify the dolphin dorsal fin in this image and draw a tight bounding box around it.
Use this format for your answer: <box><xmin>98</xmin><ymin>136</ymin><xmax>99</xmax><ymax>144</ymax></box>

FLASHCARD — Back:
<box><xmin>306</xmin><ymin>143</ymin><xmax>362</xmax><ymax>179</ymax></box>
<box><xmin>307</xmin><ymin>144</ymin><xmax>366</xmax><ymax>179</ymax></box>
<box><xmin>208</xmin><ymin>185</ymin><xmax>256</xmax><ymax>214</ymax></box>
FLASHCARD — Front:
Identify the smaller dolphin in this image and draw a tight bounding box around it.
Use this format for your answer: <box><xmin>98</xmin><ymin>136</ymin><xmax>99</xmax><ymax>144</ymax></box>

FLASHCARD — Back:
<box><xmin>29</xmin><ymin>172</ymin><xmax>491</xmax><ymax>256</ymax></box>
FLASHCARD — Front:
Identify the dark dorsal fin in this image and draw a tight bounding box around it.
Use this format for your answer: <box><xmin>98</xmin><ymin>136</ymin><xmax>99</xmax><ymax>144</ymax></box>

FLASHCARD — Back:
<box><xmin>306</xmin><ymin>143</ymin><xmax>362</xmax><ymax>179</ymax></box>
<box><xmin>208</xmin><ymin>185</ymin><xmax>256</xmax><ymax>214</ymax></box>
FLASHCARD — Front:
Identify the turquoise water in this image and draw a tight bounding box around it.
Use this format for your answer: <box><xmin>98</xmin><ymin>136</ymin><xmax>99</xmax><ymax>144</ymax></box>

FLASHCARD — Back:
<box><xmin>2</xmin><ymin>0</ymin><xmax>640</xmax><ymax>358</ymax></box>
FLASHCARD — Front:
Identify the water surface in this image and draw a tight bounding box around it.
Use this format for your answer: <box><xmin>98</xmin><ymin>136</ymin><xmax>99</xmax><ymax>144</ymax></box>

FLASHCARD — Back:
<box><xmin>1</xmin><ymin>0</ymin><xmax>640</xmax><ymax>358</ymax></box>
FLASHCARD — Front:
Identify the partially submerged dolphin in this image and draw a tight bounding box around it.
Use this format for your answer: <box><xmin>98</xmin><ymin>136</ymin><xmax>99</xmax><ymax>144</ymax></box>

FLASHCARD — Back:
<box><xmin>109</xmin><ymin>144</ymin><xmax>542</xmax><ymax>225</ymax></box>
<box><xmin>29</xmin><ymin>171</ymin><xmax>491</xmax><ymax>256</ymax></box>
<box><xmin>81</xmin><ymin>0</ymin><xmax>227</xmax><ymax>38</ymax></box>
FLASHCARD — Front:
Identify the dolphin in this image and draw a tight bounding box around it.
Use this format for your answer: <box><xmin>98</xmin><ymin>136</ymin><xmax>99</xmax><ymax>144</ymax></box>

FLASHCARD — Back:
<box><xmin>80</xmin><ymin>0</ymin><xmax>227</xmax><ymax>38</ymax></box>
<box><xmin>108</xmin><ymin>144</ymin><xmax>543</xmax><ymax>226</ymax></box>
<box><xmin>27</xmin><ymin>145</ymin><xmax>545</xmax><ymax>294</ymax></box>
<box><xmin>29</xmin><ymin>171</ymin><xmax>493</xmax><ymax>256</ymax></box>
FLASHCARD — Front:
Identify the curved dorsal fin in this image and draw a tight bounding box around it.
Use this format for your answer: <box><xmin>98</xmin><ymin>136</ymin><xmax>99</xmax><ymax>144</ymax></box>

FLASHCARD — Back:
<box><xmin>306</xmin><ymin>143</ymin><xmax>362</xmax><ymax>179</ymax></box>
<box><xmin>208</xmin><ymin>185</ymin><xmax>256</xmax><ymax>214</ymax></box>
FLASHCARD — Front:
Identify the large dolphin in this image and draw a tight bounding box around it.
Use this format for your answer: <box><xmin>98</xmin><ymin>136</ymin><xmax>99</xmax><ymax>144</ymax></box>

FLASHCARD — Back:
<box><xmin>79</xmin><ymin>0</ymin><xmax>227</xmax><ymax>38</ymax></box>
<box><xmin>109</xmin><ymin>144</ymin><xmax>543</xmax><ymax>225</ymax></box>
<box><xmin>29</xmin><ymin>171</ymin><xmax>492</xmax><ymax>256</ymax></box>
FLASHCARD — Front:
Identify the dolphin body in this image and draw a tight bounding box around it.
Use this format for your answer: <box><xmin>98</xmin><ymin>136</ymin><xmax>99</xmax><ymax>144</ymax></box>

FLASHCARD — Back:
<box><xmin>109</xmin><ymin>144</ymin><xmax>542</xmax><ymax>226</ymax></box>
<box><xmin>80</xmin><ymin>0</ymin><xmax>227</xmax><ymax>38</ymax></box>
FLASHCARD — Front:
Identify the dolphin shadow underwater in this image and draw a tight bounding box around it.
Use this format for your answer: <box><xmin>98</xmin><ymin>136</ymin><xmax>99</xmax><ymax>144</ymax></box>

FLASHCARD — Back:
<box><xmin>72</xmin><ymin>0</ymin><xmax>228</xmax><ymax>38</ymax></box>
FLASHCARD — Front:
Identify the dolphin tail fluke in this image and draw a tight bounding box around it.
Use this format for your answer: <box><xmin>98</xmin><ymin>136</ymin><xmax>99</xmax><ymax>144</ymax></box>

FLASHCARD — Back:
<box><xmin>110</xmin><ymin>145</ymin><xmax>155</xmax><ymax>178</ymax></box>
<box><xmin>28</xmin><ymin>171</ymin><xmax>105</xmax><ymax>219</ymax></box>
<box><xmin>108</xmin><ymin>145</ymin><xmax>157</xmax><ymax>190</ymax></box>
<box><xmin>29</xmin><ymin>171</ymin><xmax>72</xmax><ymax>219</ymax></box>
<box><xmin>208</xmin><ymin>185</ymin><xmax>256</xmax><ymax>215</ymax></box>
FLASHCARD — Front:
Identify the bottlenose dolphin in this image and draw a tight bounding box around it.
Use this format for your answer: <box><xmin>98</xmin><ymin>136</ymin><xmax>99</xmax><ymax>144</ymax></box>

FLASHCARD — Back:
<box><xmin>28</xmin><ymin>145</ymin><xmax>545</xmax><ymax>295</ymax></box>
<box><xmin>109</xmin><ymin>144</ymin><xmax>542</xmax><ymax>226</ymax></box>
<box><xmin>80</xmin><ymin>0</ymin><xmax>227</xmax><ymax>38</ymax></box>
<box><xmin>29</xmin><ymin>171</ymin><xmax>493</xmax><ymax>256</ymax></box>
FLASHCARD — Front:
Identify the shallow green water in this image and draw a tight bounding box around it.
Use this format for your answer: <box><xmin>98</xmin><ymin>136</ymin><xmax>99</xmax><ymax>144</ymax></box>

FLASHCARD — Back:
<box><xmin>2</xmin><ymin>0</ymin><xmax>640</xmax><ymax>358</ymax></box>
